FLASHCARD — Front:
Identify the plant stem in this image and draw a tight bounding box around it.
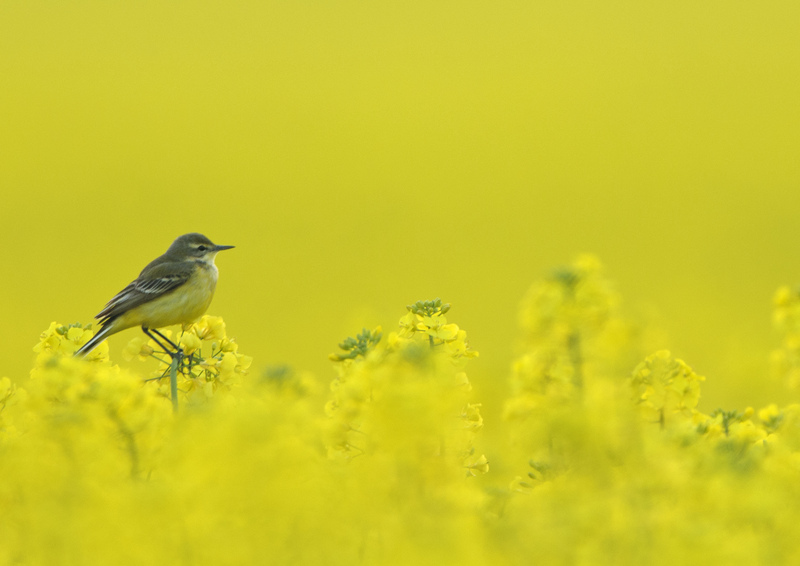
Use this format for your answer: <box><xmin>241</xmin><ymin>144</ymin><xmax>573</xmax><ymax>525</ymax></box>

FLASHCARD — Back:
<box><xmin>568</xmin><ymin>331</ymin><xmax>583</xmax><ymax>389</ymax></box>
<box><xmin>170</xmin><ymin>353</ymin><xmax>179</xmax><ymax>412</ymax></box>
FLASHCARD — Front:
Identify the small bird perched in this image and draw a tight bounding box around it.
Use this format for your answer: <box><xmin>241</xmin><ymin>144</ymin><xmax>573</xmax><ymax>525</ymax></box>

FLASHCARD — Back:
<box><xmin>75</xmin><ymin>233</ymin><xmax>234</xmax><ymax>358</ymax></box>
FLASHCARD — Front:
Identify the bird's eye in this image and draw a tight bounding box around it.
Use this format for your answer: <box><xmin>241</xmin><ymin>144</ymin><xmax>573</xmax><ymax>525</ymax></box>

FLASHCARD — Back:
<box><xmin>197</xmin><ymin>245</ymin><xmax>207</xmax><ymax>252</ymax></box>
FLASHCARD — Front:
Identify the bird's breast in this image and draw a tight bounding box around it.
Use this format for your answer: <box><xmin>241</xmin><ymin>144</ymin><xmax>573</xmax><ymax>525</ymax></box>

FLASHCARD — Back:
<box><xmin>122</xmin><ymin>262</ymin><xmax>220</xmax><ymax>329</ymax></box>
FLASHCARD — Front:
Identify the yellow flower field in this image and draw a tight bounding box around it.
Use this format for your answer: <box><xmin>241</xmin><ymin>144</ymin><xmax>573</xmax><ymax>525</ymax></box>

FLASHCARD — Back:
<box><xmin>3</xmin><ymin>256</ymin><xmax>800</xmax><ymax>564</ymax></box>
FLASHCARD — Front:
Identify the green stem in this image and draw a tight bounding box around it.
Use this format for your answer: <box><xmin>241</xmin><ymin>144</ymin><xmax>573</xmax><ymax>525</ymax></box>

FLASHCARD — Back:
<box><xmin>568</xmin><ymin>331</ymin><xmax>583</xmax><ymax>389</ymax></box>
<box><xmin>170</xmin><ymin>354</ymin><xmax>179</xmax><ymax>412</ymax></box>
<box><xmin>108</xmin><ymin>409</ymin><xmax>140</xmax><ymax>479</ymax></box>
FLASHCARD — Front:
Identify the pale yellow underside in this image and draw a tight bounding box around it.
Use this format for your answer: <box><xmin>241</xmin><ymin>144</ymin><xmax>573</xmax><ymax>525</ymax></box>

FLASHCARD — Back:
<box><xmin>110</xmin><ymin>264</ymin><xmax>218</xmax><ymax>333</ymax></box>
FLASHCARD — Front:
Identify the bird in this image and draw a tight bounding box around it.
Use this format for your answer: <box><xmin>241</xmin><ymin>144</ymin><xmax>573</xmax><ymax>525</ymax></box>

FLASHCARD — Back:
<box><xmin>75</xmin><ymin>233</ymin><xmax>234</xmax><ymax>358</ymax></box>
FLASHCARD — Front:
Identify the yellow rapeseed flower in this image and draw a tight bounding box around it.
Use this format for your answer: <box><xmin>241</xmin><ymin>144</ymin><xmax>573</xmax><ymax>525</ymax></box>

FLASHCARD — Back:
<box><xmin>122</xmin><ymin>336</ymin><xmax>155</xmax><ymax>361</ymax></box>
<box><xmin>179</xmin><ymin>332</ymin><xmax>202</xmax><ymax>355</ymax></box>
<box><xmin>190</xmin><ymin>315</ymin><xmax>227</xmax><ymax>341</ymax></box>
<box><xmin>630</xmin><ymin>350</ymin><xmax>704</xmax><ymax>428</ymax></box>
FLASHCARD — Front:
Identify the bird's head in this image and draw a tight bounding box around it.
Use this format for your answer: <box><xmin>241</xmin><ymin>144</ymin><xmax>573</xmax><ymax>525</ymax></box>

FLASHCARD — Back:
<box><xmin>167</xmin><ymin>233</ymin><xmax>235</xmax><ymax>262</ymax></box>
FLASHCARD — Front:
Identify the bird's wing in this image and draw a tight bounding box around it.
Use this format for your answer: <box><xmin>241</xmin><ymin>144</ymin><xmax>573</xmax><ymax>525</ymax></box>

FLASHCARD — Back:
<box><xmin>95</xmin><ymin>261</ymin><xmax>194</xmax><ymax>324</ymax></box>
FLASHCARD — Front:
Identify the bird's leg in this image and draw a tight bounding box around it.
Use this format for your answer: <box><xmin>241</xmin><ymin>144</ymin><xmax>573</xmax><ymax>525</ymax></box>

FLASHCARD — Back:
<box><xmin>143</xmin><ymin>326</ymin><xmax>183</xmax><ymax>412</ymax></box>
<box><xmin>143</xmin><ymin>326</ymin><xmax>191</xmax><ymax>377</ymax></box>
<box><xmin>142</xmin><ymin>327</ymin><xmax>182</xmax><ymax>357</ymax></box>
<box><xmin>151</xmin><ymin>327</ymin><xmax>182</xmax><ymax>352</ymax></box>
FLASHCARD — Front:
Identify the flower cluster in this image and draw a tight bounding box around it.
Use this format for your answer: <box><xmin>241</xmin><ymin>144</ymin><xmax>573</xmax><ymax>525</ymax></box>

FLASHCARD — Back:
<box><xmin>19</xmin><ymin>325</ymin><xmax>174</xmax><ymax>479</ymax></box>
<box><xmin>328</xmin><ymin>327</ymin><xmax>383</xmax><ymax>361</ymax></box>
<box><xmin>34</xmin><ymin>321</ymin><xmax>109</xmax><ymax>361</ymax></box>
<box><xmin>123</xmin><ymin>315</ymin><xmax>253</xmax><ymax>402</ymax></box>
<box><xmin>505</xmin><ymin>255</ymin><xmax>639</xmax><ymax>420</ymax></box>
<box><xmin>397</xmin><ymin>298</ymin><xmax>478</xmax><ymax>360</ymax></box>
<box><xmin>325</xmin><ymin>300</ymin><xmax>486</xmax><ymax>478</ymax></box>
<box><xmin>629</xmin><ymin>350</ymin><xmax>704</xmax><ymax>428</ymax></box>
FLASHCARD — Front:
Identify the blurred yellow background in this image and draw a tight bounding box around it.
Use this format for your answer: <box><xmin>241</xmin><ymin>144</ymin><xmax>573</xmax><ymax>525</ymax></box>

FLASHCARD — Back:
<box><xmin>2</xmin><ymin>1</ymin><xmax>799</xmax><ymax>412</ymax></box>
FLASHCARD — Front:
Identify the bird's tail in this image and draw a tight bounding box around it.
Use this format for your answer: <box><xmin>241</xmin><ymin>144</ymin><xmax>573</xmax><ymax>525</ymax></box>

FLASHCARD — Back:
<box><xmin>74</xmin><ymin>323</ymin><xmax>115</xmax><ymax>358</ymax></box>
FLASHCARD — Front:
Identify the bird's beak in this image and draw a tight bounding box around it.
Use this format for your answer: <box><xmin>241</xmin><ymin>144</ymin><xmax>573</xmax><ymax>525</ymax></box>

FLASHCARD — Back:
<box><xmin>214</xmin><ymin>244</ymin><xmax>235</xmax><ymax>252</ymax></box>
